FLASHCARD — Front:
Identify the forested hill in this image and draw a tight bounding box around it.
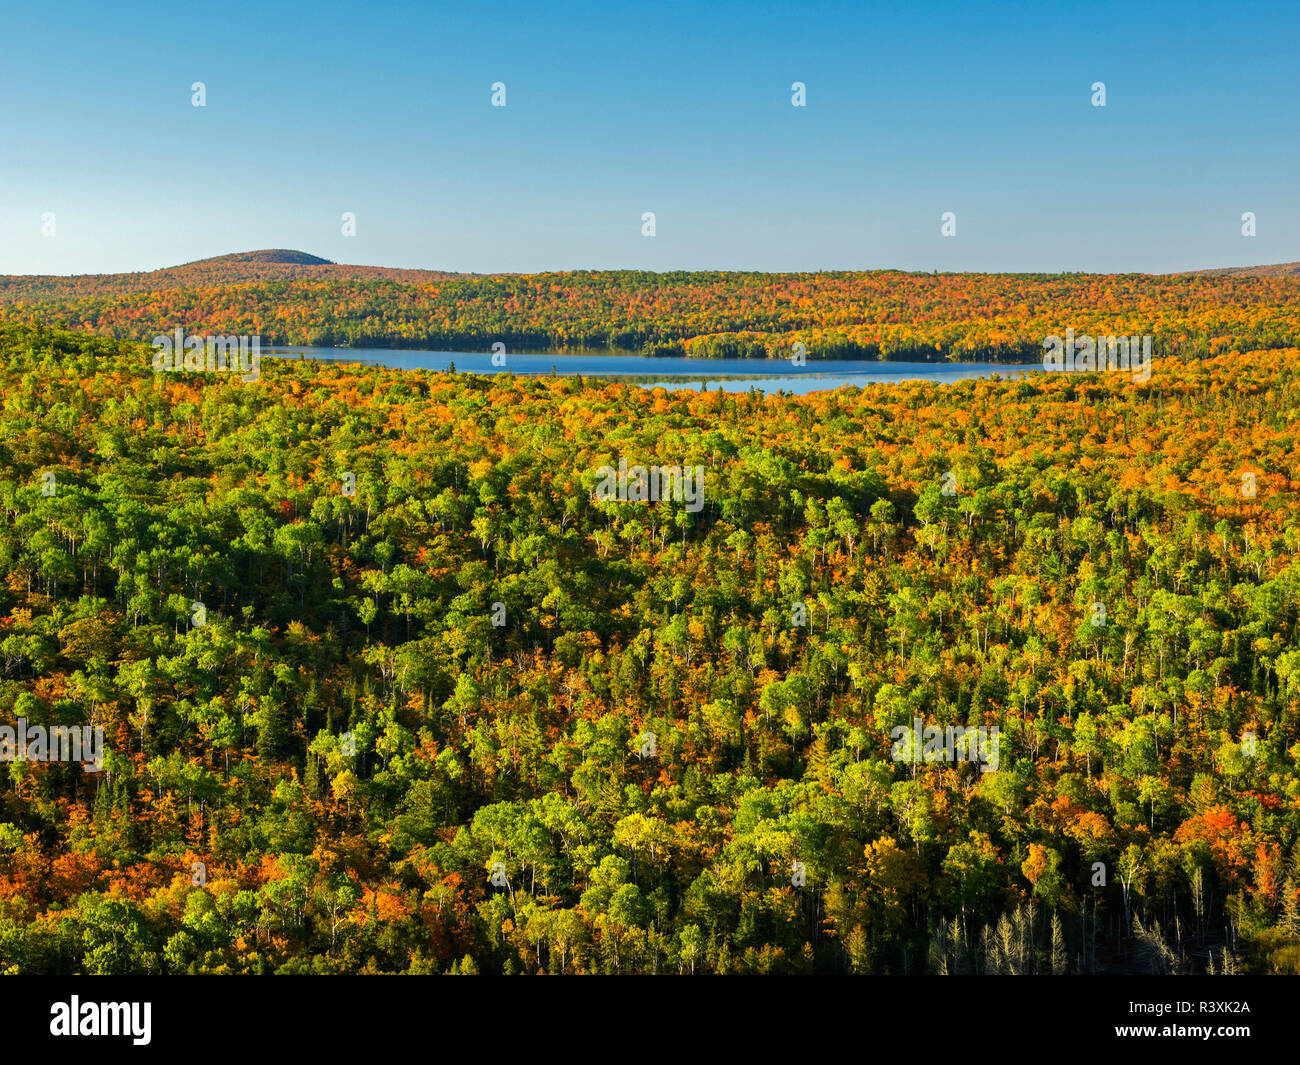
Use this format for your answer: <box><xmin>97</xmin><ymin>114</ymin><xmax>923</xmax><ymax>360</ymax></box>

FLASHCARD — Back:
<box><xmin>0</xmin><ymin>250</ymin><xmax>462</xmax><ymax>299</ymax></box>
<box><xmin>1188</xmin><ymin>262</ymin><xmax>1300</xmax><ymax>279</ymax></box>
<box><xmin>0</xmin><ymin>253</ymin><xmax>1298</xmax><ymax>361</ymax></box>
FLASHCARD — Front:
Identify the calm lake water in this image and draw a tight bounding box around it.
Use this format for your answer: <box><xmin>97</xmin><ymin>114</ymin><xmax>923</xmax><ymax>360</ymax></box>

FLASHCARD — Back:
<box><xmin>266</xmin><ymin>347</ymin><xmax>1040</xmax><ymax>394</ymax></box>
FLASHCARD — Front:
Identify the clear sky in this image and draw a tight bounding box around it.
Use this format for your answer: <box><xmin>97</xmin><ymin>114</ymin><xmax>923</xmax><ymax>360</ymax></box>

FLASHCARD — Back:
<box><xmin>1</xmin><ymin>0</ymin><xmax>1295</xmax><ymax>275</ymax></box>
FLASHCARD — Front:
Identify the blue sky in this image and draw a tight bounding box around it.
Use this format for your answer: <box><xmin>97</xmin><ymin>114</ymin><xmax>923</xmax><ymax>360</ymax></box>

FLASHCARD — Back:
<box><xmin>1</xmin><ymin>0</ymin><xmax>1295</xmax><ymax>274</ymax></box>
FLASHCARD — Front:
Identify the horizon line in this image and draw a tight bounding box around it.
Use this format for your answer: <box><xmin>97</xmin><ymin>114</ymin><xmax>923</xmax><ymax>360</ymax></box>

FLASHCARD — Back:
<box><xmin>4</xmin><ymin>250</ymin><xmax>1298</xmax><ymax>280</ymax></box>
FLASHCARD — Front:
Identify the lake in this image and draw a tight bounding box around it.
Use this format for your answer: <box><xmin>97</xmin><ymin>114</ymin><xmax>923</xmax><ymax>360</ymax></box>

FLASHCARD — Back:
<box><xmin>265</xmin><ymin>346</ymin><xmax>1041</xmax><ymax>394</ymax></box>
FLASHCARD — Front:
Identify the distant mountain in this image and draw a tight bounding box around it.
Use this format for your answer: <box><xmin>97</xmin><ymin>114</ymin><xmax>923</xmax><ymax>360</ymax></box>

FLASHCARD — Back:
<box><xmin>180</xmin><ymin>249</ymin><xmax>335</xmax><ymax>266</ymax></box>
<box><xmin>1183</xmin><ymin>262</ymin><xmax>1300</xmax><ymax>279</ymax></box>
<box><xmin>0</xmin><ymin>251</ymin><xmax>465</xmax><ymax>300</ymax></box>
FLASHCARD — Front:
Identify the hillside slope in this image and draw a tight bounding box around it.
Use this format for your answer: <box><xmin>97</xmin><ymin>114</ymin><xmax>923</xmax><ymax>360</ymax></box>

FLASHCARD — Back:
<box><xmin>0</xmin><ymin>249</ymin><xmax>464</xmax><ymax>300</ymax></box>
<box><xmin>1</xmin><ymin>254</ymin><xmax>1298</xmax><ymax>360</ymax></box>
<box><xmin>1186</xmin><ymin>262</ymin><xmax>1300</xmax><ymax>279</ymax></box>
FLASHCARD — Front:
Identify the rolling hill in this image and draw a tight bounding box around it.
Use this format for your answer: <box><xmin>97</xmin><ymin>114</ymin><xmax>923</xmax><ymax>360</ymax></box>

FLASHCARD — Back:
<box><xmin>1</xmin><ymin>252</ymin><xmax>1297</xmax><ymax>360</ymax></box>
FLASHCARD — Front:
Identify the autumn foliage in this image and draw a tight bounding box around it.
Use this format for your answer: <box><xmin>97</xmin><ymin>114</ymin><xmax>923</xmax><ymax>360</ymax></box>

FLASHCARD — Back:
<box><xmin>0</xmin><ymin>322</ymin><xmax>1299</xmax><ymax>973</ymax></box>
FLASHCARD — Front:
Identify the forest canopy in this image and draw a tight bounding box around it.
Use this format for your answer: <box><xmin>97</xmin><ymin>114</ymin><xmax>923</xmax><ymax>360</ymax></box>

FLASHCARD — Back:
<box><xmin>0</xmin><ymin>322</ymin><xmax>1298</xmax><ymax>974</ymax></box>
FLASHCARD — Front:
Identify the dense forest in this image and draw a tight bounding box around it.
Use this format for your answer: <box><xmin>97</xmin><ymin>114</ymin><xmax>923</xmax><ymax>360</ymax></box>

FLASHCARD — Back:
<box><xmin>1</xmin><ymin>321</ymin><xmax>1299</xmax><ymax>975</ymax></box>
<box><xmin>3</xmin><ymin>253</ymin><xmax>1299</xmax><ymax>361</ymax></box>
